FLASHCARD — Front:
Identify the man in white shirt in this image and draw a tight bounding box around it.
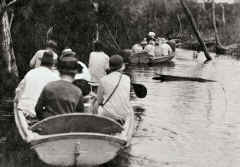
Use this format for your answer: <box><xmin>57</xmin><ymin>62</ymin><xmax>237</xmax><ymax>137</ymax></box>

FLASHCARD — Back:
<box><xmin>16</xmin><ymin>51</ymin><xmax>60</xmax><ymax>118</ymax></box>
<box><xmin>144</xmin><ymin>40</ymin><xmax>155</xmax><ymax>57</ymax></box>
<box><xmin>159</xmin><ymin>38</ymin><xmax>172</xmax><ymax>56</ymax></box>
<box><xmin>88</xmin><ymin>41</ymin><xmax>109</xmax><ymax>84</ymax></box>
<box><xmin>94</xmin><ymin>55</ymin><xmax>133</xmax><ymax>124</ymax></box>
<box><xmin>29</xmin><ymin>40</ymin><xmax>58</xmax><ymax>69</ymax></box>
<box><xmin>60</xmin><ymin>48</ymin><xmax>91</xmax><ymax>82</ymax></box>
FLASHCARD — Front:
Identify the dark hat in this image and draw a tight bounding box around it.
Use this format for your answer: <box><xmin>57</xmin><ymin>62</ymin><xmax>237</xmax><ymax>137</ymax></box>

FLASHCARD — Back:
<box><xmin>109</xmin><ymin>55</ymin><xmax>124</xmax><ymax>71</ymax></box>
<box><xmin>58</xmin><ymin>56</ymin><xmax>78</xmax><ymax>74</ymax></box>
<box><xmin>60</xmin><ymin>48</ymin><xmax>76</xmax><ymax>59</ymax></box>
<box><xmin>46</xmin><ymin>40</ymin><xmax>58</xmax><ymax>49</ymax></box>
<box><xmin>41</xmin><ymin>51</ymin><xmax>54</xmax><ymax>66</ymax></box>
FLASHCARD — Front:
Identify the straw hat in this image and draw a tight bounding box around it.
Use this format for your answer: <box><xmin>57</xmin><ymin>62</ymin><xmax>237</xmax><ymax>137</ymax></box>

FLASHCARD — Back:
<box><xmin>58</xmin><ymin>56</ymin><xmax>78</xmax><ymax>74</ymax></box>
<box><xmin>60</xmin><ymin>48</ymin><xmax>76</xmax><ymax>59</ymax></box>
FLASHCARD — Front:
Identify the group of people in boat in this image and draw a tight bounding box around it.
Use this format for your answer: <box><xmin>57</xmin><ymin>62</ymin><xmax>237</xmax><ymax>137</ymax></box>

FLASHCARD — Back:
<box><xmin>131</xmin><ymin>31</ymin><xmax>176</xmax><ymax>58</ymax></box>
<box><xmin>15</xmin><ymin>40</ymin><xmax>133</xmax><ymax>125</ymax></box>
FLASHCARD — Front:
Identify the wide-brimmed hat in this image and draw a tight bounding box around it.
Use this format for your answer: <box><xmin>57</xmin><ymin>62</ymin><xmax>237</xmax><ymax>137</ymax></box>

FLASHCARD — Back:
<box><xmin>60</xmin><ymin>48</ymin><xmax>76</xmax><ymax>59</ymax></box>
<box><xmin>58</xmin><ymin>56</ymin><xmax>78</xmax><ymax>74</ymax></box>
<box><xmin>109</xmin><ymin>55</ymin><xmax>124</xmax><ymax>71</ymax></box>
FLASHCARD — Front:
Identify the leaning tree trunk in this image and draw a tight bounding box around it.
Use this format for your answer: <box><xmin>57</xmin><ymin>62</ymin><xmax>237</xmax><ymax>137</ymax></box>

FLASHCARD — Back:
<box><xmin>0</xmin><ymin>0</ymin><xmax>19</xmax><ymax>101</ymax></box>
<box><xmin>177</xmin><ymin>15</ymin><xmax>183</xmax><ymax>38</ymax></box>
<box><xmin>179</xmin><ymin>0</ymin><xmax>212</xmax><ymax>61</ymax></box>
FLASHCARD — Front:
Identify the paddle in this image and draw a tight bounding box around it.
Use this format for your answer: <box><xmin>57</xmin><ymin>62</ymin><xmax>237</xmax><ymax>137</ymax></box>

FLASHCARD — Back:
<box><xmin>74</xmin><ymin>79</ymin><xmax>147</xmax><ymax>98</ymax></box>
<box><xmin>131</xmin><ymin>82</ymin><xmax>147</xmax><ymax>98</ymax></box>
<box><xmin>153</xmin><ymin>73</ymin><xmax>216</xmax><ymax>83</ymax></box>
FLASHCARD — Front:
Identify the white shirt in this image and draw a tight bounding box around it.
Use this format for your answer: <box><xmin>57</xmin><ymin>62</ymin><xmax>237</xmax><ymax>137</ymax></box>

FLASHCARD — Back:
<box><xmin>16</xmin><ymin>66</ymin><xmax>60</xmax><ymax>117</ymax></box>
<box><xmin>144</xmin><ymin>44</ymin><xmax>155</xmax><ymax>56</ymax></box>
<box><xmin>29</xmin><ymin>49</ymin><xmax>58</xmax><ymax>69</ymax></box>
<box><xmin>75</xmin><ymin>61</ymin><xmax>91</xmax><ymax>82</ymax></box>
<box><xmin>88</xmin><ymin>51</ymin><xmax>109</xmax><ymax>84</ymax></box>
<box><xmin>160</xmin><ymin>43</ymin><xmax>172</xmax><ymax>56</ymax></box>
<box><xmin>97</xmin><ymin>72</ymin><xmax>133</xmax><ymax>121</ymax></box>
<box><xmin>132</xmin><ymin>44</ymin><xmax>143</xmax><ymax>53</ymax></box>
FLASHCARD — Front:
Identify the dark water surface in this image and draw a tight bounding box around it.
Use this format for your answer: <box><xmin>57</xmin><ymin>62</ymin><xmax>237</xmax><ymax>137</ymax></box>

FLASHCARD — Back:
<box><xmin>1</xmin><ymin>49</ymin><xmax>240</xmax><ymax>167</ymax></box>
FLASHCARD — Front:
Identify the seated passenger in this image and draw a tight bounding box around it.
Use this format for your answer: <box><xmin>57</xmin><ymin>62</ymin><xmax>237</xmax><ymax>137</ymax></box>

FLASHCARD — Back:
<box><xmin>30</xmin><ymin>40</ymin><xmax>58</xmax><ymax>70</ymax></box>
<box><xmin>16</xmin><ymin>51</ymin><xmax>60</xmax><ymax>118</ymax></box>
<box><xmin>144</xmin><ymin>40</ymin><xmax>155</xmax><ymax>57</ymax></box>
<box><xmin>132</xmin><ymin>43</ymin><xmax>143</xmax><ymax>54</ymax></box>
<box><xmin>60</xmin><ymin>48</ymin><xmax>91</xmax><ymax>82</ymax></box>
<box><xmin>35</xmin><ymin>56</ymin><xmax>84</xmax><ymax>120</ymax></box>
<box><xmin>159</xmin><ymin>38</ymin><xmax>172</xmax><ymax>56</ymax></box>
<box><xmin>93</xmin><ymin>55</ymin><xmax>133</xmax><ymax>125</ymax></box>
<box><xmin>154</xmin><ymin>41</ymin><xmax>163</xmax><ymax>57</ymax></box>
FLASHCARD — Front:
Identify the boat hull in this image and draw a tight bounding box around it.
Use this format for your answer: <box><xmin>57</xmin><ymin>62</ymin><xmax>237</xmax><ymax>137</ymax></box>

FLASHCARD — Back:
<box><xmin>148</xmin><ymin>54</ymin><xmax>175</xmax><ymax>65</ymax></box>
<box><xmin>129</xmin><ymin>52</ymin><xmax>175</xmax><ymax>65</ymax></box>
<box><xmin>31</xmin><ymin>133</ymin><xmax>124</xmax><ymax>166</ymax></box>
<box><xmin>14</xmin><ymin>103</ymin><xmax>135</xmax><ymax>166</ymax></box>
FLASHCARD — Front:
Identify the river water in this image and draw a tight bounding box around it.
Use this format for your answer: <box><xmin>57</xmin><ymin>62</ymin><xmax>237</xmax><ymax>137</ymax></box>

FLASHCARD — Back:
<box><xmin>1</xmin><ymin>48</ymin><xmax>240</xmax><ymax>167</ymax></box>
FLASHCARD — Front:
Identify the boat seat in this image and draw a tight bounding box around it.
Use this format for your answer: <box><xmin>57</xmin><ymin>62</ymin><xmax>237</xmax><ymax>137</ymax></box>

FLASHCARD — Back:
<box><xmin>30</xmin><ymin>113</ymin><xmax>123</xmax><ymax>135</ymax></box>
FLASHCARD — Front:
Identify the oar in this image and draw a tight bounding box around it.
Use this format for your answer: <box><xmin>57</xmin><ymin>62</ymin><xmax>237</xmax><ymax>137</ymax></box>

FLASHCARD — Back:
<box><xmin>131</xmin><ymin>82</ymin><xmax>147</xmax><ymax>98</ymax></box>
<box><xmin>153</xmin><ymin>73</ymin><xmax>216</xmax><ymax>83</ymax></box>
<box><xmin>74</xmin><ymin>79</ymin><xmax>147</xmax><ymax>98</ymax></box>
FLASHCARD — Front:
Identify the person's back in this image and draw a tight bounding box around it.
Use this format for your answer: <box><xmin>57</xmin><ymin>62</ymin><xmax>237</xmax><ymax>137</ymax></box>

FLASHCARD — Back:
<box><xmin>99</xmin><ymin>72</ymin><xmax>132</xmax><ymax>122</ymax></box>
<box><xmin>30</xmin><ymin>40</ymin><xmax>58</xmax><ymax>69</ymax></box>
<box><xmin>35</xmin><ymin>55</ymin><xmax>84</xmax><ymax>120</ymax></box>
<box><xmin>154</xmin><ymin>43</ymin><xmax>163</xmax><ymax>57</ymax></box>
<box><xmin>16</xmin><ymin>51</ymin><xmax>60</xmax><ymax>118</ymax></box>
<box><xmin>144</xmin><ymin>43</ymin><xmax>155</xmax><ymax>57</ymax></box>
<box><xmin>35</xmin><ymin>80</ymin><xmax>83</xmax><ymax>119</ymax></box>
<box><xmin>132</xmin><ymin>43</ymin><xmax>143</xmax><ymax>54</ymax></box>
<box><xmin>160</xmin><ymin>43</ymin><xmax>172</xmax><ymax>56</ymax></box>
<box><xmin>89</xmin><ymin>41</ymin><xmax>109</xmax><ymax>84</ymax></box>
<box><xmin>96</xmin><ymin>55</ymin><xmax>133</xmax><ymax>124</ymax></box>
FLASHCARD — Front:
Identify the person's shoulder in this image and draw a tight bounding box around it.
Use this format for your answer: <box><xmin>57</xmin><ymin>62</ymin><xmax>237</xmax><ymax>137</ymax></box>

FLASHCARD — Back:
<box><xmin>122</xmin><ymin>74</ymin><xmax>131</xmax><ymax>82</ymax></box>
<box><xmin>35</xmin><ymin>49</ymin><xmax>45</xmax><ymax>55</ymax></box>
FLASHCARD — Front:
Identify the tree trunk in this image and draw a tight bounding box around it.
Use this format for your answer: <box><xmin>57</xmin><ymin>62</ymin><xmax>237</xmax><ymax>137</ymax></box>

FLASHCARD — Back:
<box><xmin>212</xmin><ymin>0</ymin><xmax>223</xmax><ymax>47</ymax></box>
<box><xmin>177</xmin><ymin>15</ymin><xmax>182</xmax><ymax>38</ymax></box>
<box><xmin>0</xmin><ymin>0</ymin><xmax>19</xmax><ymax>100</ymax></box>
<box><xmin>179</xmin><ymin>0</ymin><xmax>212</xmax><ymax>61</ymax></box>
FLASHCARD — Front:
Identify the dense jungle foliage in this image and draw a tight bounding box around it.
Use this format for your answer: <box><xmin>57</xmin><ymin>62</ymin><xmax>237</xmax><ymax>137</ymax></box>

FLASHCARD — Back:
<box><xmin>8</xmin><ymin>0</ymin><xmax>240</xmax><ymax>78</ymax></box>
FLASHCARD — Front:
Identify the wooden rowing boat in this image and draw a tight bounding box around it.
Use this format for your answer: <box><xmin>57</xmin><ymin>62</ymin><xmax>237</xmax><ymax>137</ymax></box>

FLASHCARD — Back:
<box><xmin>148</xmin><ymin>54</ymin><xmax>175</xmax><ymax>65</ymax></box>
<box><xmin>14</xmin><ymin>102</ymin><xmax>135</xmax><ymax>166</ymax></box>
<box><xmin>128</xmin><ymin>51</ymin><xmax>175</xmax><ymax>65</ymax></box>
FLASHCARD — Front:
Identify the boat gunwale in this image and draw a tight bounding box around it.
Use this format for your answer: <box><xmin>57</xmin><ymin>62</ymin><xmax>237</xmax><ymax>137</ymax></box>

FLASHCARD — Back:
<box><xmin>30</xmin><ymin>132</ymin><xmax>126</xmax><ymax>147</ymax></box>
<box><xmin>30</xmin><ymin>113</ymin><xmax>123</xmax><ymax>132</ymax></box>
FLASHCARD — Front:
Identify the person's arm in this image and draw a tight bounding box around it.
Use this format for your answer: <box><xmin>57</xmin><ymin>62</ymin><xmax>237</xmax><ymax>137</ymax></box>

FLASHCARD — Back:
<box><xmin>76</xmin><ymin>92</ymin><xmax>84</xmax><ymax>112</ymax></box>
<box><xmin>29</xmin><ymin>51</ymin><xmax>39</xmax><ymax>68</ymax></box>
<box><xmin>35</xmin><ymin>89</ymin><xmax>46</xmax><ymax>120</ymax></box>
<box><xmin>15</xmin><ymin>78</ymin><xmax>25</xmax><ymax>104</ymax></box>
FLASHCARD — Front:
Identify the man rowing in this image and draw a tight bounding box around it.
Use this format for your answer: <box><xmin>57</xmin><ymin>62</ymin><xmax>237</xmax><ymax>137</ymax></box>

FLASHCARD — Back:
<box><xmin>93</xmin><ymin>55</ymin><xmax>133</xmax><ymax>125</ymax></box>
